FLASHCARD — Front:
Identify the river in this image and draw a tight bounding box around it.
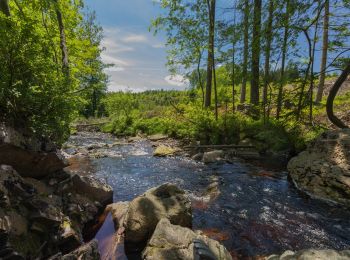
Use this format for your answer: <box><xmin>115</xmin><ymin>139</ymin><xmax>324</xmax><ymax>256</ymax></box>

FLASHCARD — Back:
<box><xmin>65</xmin><ymin>132</ymin><xmax>350</xmax><ymax>259</ymax></box>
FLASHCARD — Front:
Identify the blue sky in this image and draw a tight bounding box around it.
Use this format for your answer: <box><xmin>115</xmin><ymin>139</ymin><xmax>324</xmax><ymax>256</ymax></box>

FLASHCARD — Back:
<box><xmin>85</xmin><ymin>0</ymin><xmax>189</xmax><ymax>92</ymax></box>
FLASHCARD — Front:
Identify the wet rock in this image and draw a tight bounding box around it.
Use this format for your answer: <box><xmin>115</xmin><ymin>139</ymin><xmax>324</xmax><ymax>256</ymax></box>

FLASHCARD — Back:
<box><xmin>50</xmin><ymin>239</ymin><xmax>100</xmax><ymax>260</ymax></box>
<box><xmin>58</xmin><ymin>218</ymin><xmax>82</xmax><ymax>254</ymax></box>
<box><xmin>106</xmin><ymin>202</ymin><xmax>129</xmax><ymax>229</ymax></box>
<box><xmin>153</xmin><ymin>145</ymin><xmax>178</xmax><ymax>157</ymax></box>
<box><xmin>0</xmin><ymin>124</ymin><xmax>67</xmax><ymax>178</ymax></box>
<box><xmin>142</xmin><ymin>218</ymin><xmax>232</xmax><ymax>260</ymax></box>
<box><xmin>288</xmin><ymin>129</ymin><xmax>350</xmax><ymax>205</ymax></box>
<box><xmin>148</xmin><ymin>134</ymin><xmax>168</xmax><ymax>141</ymax></box>
<box><xmin>267</xmin><ymin>248</ymin><xmax>350</xmax><ymax>260</ymax></box>
<box><xmin>71</xmin><ymin>174</ymin><xmax>113</xmax><ymax>205</ymax></box>
<box><xmin>124</xmin><ymin>183</ymin><xmax>192</xmax><ymax>250</ymax></box>
<box><xmin>191</xmin><ymin>153</ymin><xmax>203</xmax><ymax>161</ymax></box>
<box><xmin>202</xmin><ymin>150</ymin><xmax>224</xmax><ymax>163</ymax></box>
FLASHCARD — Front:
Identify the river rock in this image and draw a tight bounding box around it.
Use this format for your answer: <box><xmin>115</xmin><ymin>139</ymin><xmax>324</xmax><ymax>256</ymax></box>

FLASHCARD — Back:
<box><xmin>153</xmin><ymin>145</ymin><xmax>178</xmax><ymax>157</ymax></box>
<box><xmin>71</xmin><ymin>174</ymin><xmax>113</xmax><ymax>205</ymax></box>
<box><xmin>124</xmin><ymin>183</ymin><xmax>192</xmax><ymax>250</ymax></box>
<box><xmin>266</xmin><ymin>248</ymin><xmax>350</xmax><ymax>260</ymax></box>
<box><xmin>202</xmin><ymin>150</ymin><xmax>224</xmax><ymax>163</ymax></box>
<box><xmin>106</xmin><ymin>201</ymin><xmax>129</xmax><ymax>229</ymax></box>
<box><xmin>148</xmin><ymin>134</ymin><xmax>168</xmax><ymax>141</ymax></box>
<box><xmin>0</xmin><ymin>124</ymin><xmax>67</xmax><ymax>178</ymax></box>
<box><xmin>142</xmin><ymin>218</ymin><xmax>232</xmax><ymax>260</ymax></box>
<box><xmin>50</xmin><ymin>239</ymin><xmax>100</xmax><ymax>260</ymax></box>
<box><xmin>288</xmin><ymin>129</ymin><xmax>350</xmax><ymax>205</ymax></box>
<box><xmin>191</xmin><ymin>153</ymin><xmax>203</xmax><ymax>161</ymax></box>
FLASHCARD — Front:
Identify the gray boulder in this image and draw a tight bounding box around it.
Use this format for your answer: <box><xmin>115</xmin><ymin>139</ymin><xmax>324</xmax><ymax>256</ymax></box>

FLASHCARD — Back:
<box><xmin>124</xmin><ymin>183</ymin><xmax>192</xmax><ymax>248</ymax></box>
<box><xmin>267</xmin><ymin>249</ymin><xmax>350</xmax><ymax>260</ymax></box>
<box><xmin>288</xmin><ymin>129</ymin><xmax>350</xmax><ymax>205</ymax></box>
<box><xmin>202</xmin><ymin>150</ymin><xmax>224</xmax><ymax>163</ymax></box>
<box><xmin>142</xmin><ymin>218</ymin><xmax>232</xmax><ymax>260</ymax></box>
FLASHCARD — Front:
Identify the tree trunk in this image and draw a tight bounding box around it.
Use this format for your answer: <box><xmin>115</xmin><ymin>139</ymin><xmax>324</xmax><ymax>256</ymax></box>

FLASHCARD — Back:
<box><xmin>326</xmin><ymin>63</ymin><xmax>350</xmax><ymax>128</ymax></box>
<box><xmin>0</xmin><ymin>0</ymin><xmax>10</xmax><ymax>16</ymax></box>
<box><xmin>54</xmin><ymin>0</ymin><xmax>69</xmax><ymax>77</ymax></box>
<box><xmin>276</xmin><ymin>0</ymin><xmax>290</xmax><ymax>119</ymax></box>
<box><xmin>205</xmin><ymin>0</ymin><xmax>216</xmax><ymax>108</ymax></box>
<box><xmin>315</xmin><ymin>0</ymin><xmax>329</xmax><ymax>104</ymax></box>
<box><xmin>263</xmin><ymin>0</ymin><xmax>274</xmax><ymax>121</ymax></box>
<box><xmin>250</xmin><ymin>0</ymin><xmax>262</xmax><ymax>105</ymax></box>
<box><xmin>197</xmin><ymin>51</ymin><xmax>204</xmax><ymax>107</ymax></box>
<box><xmin>240</xmin><ymin>0</ymin><xmax>249</xmax><ymax>104</ymax></box>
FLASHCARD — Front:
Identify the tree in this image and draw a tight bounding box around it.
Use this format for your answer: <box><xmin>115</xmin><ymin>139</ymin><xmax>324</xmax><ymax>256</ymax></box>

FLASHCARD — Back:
<box><xmin>315</xmin><ymin>0</ymin><xmax>329</xmax><ymax>104</ymax></box>
<box><xmin>276</xmin><ymin>0</ymin><xmax>291</xmax><ymax>119</ymax></box>
<box><xmin>0</xmin><ymin>0</ymin><xmax>10</xmax><ymax>16</ymax></box>
<box><xmin>240</xmin><ymin>0</ymin><xmax>249</xmax><ymax>104</ymax></box>
<box><xmin>250</xmin><ymin>0</ymin><xmax>261</xmax><ymax>105</ymax></box>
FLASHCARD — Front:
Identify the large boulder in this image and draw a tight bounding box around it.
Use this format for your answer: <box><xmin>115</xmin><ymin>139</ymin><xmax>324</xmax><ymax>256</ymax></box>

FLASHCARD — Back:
<box><xmin>288</xmin><ymin>129</ymin><xmax>350</xmax><ymax>205</ymax></box>
<box><xmin>0</xmin><ymin>124</ymin><xmax>67</xmax><ymax>178</ymax></box>
<box><xmin>124</xmin><ymin>183</ymin><xmax>192</xmax><ymax>250</ymax></box>
<box><xmin>142</xmin><ymin>218</ymin><xmax>232</xmax><ymax>260</ymax></box>
<box><xmin>266</xmin><ymin>249</ymin><xmax>350</xmax><ymax>260</ymax></box>
<box><xmin>153</xmin><ymin>145</ymin><xmax>178</xmax><ymax>157</ymax></box>
<box><xmin>202</xmin><ymin>150</ymin><xmax>224</xmax><ymax>163</ymax></box>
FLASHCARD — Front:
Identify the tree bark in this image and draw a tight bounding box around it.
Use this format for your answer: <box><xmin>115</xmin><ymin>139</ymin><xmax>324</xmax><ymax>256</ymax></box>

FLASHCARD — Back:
<box><xmin>263</xmin><ymin>0</ymin><xmax>274</xmax><ymax>120</ymax></box>
<box><xmin>315</xmin><ymin>0</ymin><xmax>329</xmax><ymax>104</ymax></box>
<box><xmin>250</xmin><ymin>0</ymin><xmax>262</xmax><ymax>105</ymax></box>
<box><xmin>54</xmin><ymin>0</ymin><xmax>69</xmax><ymax>77</ymax></box>
<box><xmin>326</xmin><ymin>63</ymin><xmax>350</xmax><ymax>128</ymax></box>
<box><xmin>240</xmin><ymin>0</ymin><xmax>249</xmax><ymax>104</ymax></box>
<box><xmin>205</xmin><ymin>0</ymin><xmax>216</xmax><ymax>108</ymax></box>
<box><xmin>0</xmin><ymin>0</ymin><xmax>10</xmax><ymax>16</ymax></box>
<box><xmin>276</xmin><ymin>0</ymin><xmax>290</xmax><ymax>119</ymax></box>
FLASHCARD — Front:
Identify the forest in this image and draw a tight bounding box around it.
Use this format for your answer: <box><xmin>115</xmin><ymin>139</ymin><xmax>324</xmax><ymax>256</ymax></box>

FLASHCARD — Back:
<box><xmin>0</xmin><ymin>0</ymin><xmax>350</xmax><ymax>259</ymax></box>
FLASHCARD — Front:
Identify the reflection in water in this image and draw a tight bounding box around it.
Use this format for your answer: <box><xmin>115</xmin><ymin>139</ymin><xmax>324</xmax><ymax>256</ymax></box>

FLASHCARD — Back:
<box><xmin>67</xmin><ymin>133</ymin><xmax>350</xmax><ymax>258</ymax></box>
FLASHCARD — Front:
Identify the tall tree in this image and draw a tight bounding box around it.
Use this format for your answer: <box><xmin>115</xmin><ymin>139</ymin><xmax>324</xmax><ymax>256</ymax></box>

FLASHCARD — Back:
<box><xmin>276</xmin><ymin>0</ymin><xmax>291</xmax><ymax>119</ymax></box>
<box><xmin>240</xmin><ymin>0</ymin><xmax>249</xmax><ymax>103</ymax></box>
<box><xmin>205</xmin><ymin>0</ymin><xmax>216</xmax><ymax>108</ymax></box>
<box><xmin>315</xmin><ymin>0</ymin><xmax>329</xmax><ymax>104</ymax></box>
<box><xmin>0</xmin><ymin>0</ymin><xmax>10</xmax><ymax>16</ymax></box>
<box><xmin>262</xmin><ymin>0</ymin><xmax>274</xmax><ymax>119</ymax></box>
<box><xmin>250</xmin><ymin>0</ymin><xmax>262</xmax><ymax>105</ymax></box>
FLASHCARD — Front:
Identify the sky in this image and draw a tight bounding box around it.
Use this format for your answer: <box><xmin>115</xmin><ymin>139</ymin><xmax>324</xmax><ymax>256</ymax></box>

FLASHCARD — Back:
<box><xmin>84</xmin><ymin>0</ymin><xmax>189</xmax><ymax>92</ymax></box>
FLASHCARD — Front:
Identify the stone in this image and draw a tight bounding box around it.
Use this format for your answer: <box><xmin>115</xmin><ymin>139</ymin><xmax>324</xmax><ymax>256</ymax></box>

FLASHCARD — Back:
<box><xmin>266</xmin><ymin>248</ymin><xmax>350</xmax><ymax>260</ymax></box>
<box><xmin>191</xmin><ymin>153</ymin><xmax>203</xmax><ymax>161</ymax></box>
<box><xmin>50</xmin><ymin>239</ymin><xmax>100</xmax><ymax>260</ymax></box>
<box><xmin>148</xmin><ymin>134</ymin><xmax>168</xmax><ymax>141</ymax></box>
<box><xmin>58</xmin><ymin>218</ymin><xmax>82</xmax><ymax>254</ymax></box>
<box><xmin>106</xmin><ymin>202</ymin><xmax>129</xmax><ymax>229</ymax></box>
<box><xmin>153</xmin><ymin>145</ymin><xmax>178</xmax><ymax>157</ymax></box>
<box><xmin>124</xmin><ymin>183</ymin><xmax>192</xmax><ymax>249</ymax></box>
<box><xmin>202</xmin><ymin>150</ymin><xmax>224</xmax><ymax>163</ymax></box>
<box><xmin>0</xmin><ymin>124</ymin><xmax>67</xmax><ymax>178</ymax></box>
<box><xmin>71</xmin><ymin>174</ymin><xmax>113</xmax><ymax>205</ymax></box>
<box><xmin>142</xmin><ymin>218</ymin><xmax>232</xmax><ymax>260</ymax></box>
<box><xmin>288</xmin><ymin>129</ymin><xmax>350</xmax><ymax>205</ymax></box>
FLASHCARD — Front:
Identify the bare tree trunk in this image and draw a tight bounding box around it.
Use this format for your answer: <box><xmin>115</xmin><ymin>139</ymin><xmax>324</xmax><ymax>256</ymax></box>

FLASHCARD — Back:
<box><xmin>0</xmin><ymin>0</ymin><xmax>10</xmax><ymax>16</ymax></box>
<box><xmin>263</xmin><ymin>0</ymin><xmax>274</xmax><ymax>121</ymax></box>
<box><xmin>326</xmin><ymin>63</ymin><xmax>350</xmax><ymax>128</ymax></box>
<box><xmin>276</xmin><ymin>0</ymin><xmax>290</xmax><ymax>119</ymax></box>
<box><xmin>205</xmin><ymin>0</ymin><xmax>216</xmax><ymax>108</ymax></box>
<box><xmin>240</xmin><ymin>0</ymin><xmax>249</xmax><ymax>103</ymax></box>
<box><xmin>232</xmin><ymin>41</ymin><xmax>236</xmax><ymax>113</ymax></box>
<box><xmin>315</xmin><ymin>0</ymin><xmax>329</xmax><ymax>104</ymax></box>
<box><xmin>250</xmin><ymin>0</ymin><xmax>262</xmax><ymax>105</ymax></box>
<box><xmin>54</xmin><ymin>0</ymin><xmax>69</xmax><ymax>77</ymax></box>
<box><xmin>196</xmin><ymin>52</ymin><xmax>205</xmax><ymax>107</ymax></box>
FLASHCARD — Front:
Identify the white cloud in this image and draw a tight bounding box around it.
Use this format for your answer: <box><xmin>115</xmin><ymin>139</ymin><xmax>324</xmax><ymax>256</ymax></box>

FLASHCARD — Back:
<box><xmin>164</xmin><ymin>74</ymin><xmax>189</xmax><ymax>87</ymax></box>
<box><xmin>101</xmin><ymin>53</ymin><xmax>129</xmax><ymax>66</ymax></box>
<box><xmin>104</xmin><ymin>66</ymin><xmax>125</xmax><ymax>72</ymax></box>
<box><xmin>121</xmin><ymin>34</ymin><xmax>148</xmax><ymax>43</ymax></box>
<box><xmin>152</xmin><ymin>43</ymin><xmax>164</xmax><ymax>48</ymax></box>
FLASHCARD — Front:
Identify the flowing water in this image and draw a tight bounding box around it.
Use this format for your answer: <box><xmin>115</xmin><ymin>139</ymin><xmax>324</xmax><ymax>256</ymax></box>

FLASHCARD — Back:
<box><xmin>67</xmin><ymin>132</ymin><xmax>350</xmax><ymax>259</ymax></box>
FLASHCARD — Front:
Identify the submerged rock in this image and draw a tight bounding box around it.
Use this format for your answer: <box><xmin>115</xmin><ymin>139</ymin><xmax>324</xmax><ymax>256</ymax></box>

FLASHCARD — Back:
<box><xmin>288</xmin><ymin>129</ymin><xmax>350</xmax><ymax>205</ymax></box>
<box><xmin>267</xmin><ymin>248</ymin><xmax>350</xmax><ymax>260</ymax></box>
<box><xmin>142</xmin><ymin>218</ymin><xmax>232</xmax><ymax>260</ymax></box>
<box><xmin>202</xmin><ymin>150</ymin><xmax>224</xmax><ymax>163</ymax></box>
<box><xmin>124</xmin><ymin>183</ymin><xmax>192</xmax><ymax>250</ymax></box>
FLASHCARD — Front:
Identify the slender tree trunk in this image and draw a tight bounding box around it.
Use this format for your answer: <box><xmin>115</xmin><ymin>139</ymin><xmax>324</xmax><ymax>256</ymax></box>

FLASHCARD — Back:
<box><xmin>54</xmin><ymin>0</ymin><xmax>69</xmax><ymax>77</ymax></box>
<box><xmin>263</xmin><ymin>0</ymin><xmax>274</xmax><ymax>121</ymax></box>
<box><xmin>326</xmin><ymin>62</ymin><xmax>350</xmax><ymax>128</ymax></box>
<box><xmin>315</xmin><ymin>0</ymin><xmax>329</xmax><ymax>104</ymax></box>
<box><xmin>276</xmin><ymin>0</ymin><xmax>290</xmax><ymax>119</ymax></box>
<box><xmin>240</xmin><ymin>0</ymin><xmax>249</xmax><ymax>103</ymax></box>
<box><xmin>309</xmin><ymin>21</ymin><xmax>319</xmax><ymax>123</ymax></box>
<box><xmin>250</xmin><ymin>0</ymin><xmax>262</xmax><ymax>105</ymax></box>
<box><xmin>197</xmin><ymin>51</ymin><xmax>205</xmax><ymax>107</ymax></box>
<box><xmin>232</xmin><ymin>42</ymin><xmax>236</xmax><ymax>113</ymax></box>
<box><xmin>213</xmin><ymin>61</ymin><xmax>218</xmax><ymax>120</ymax></box>
<box><xmin>205</xmin><ymin>0</ymin><xmax>216</xmax><ymax>108</ymax></box>
<box><xmin>0</xmin><ymin>0</ymin><xmax>10</xmax><ymax>16</ymax></box>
